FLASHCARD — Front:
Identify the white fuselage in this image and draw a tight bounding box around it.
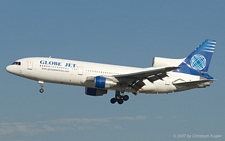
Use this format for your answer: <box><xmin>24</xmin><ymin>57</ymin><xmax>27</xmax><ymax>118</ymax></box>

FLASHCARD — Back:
<box><xmin>6</xmin><ymin>57</ymin><xmax>200</xmax><ymax>94</ymax></box>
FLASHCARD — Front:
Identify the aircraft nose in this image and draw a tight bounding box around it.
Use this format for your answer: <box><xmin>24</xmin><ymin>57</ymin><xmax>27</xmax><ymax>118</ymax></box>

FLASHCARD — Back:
<box><xmin>6</xmin><ymin>65</ymin><xmax>12</xmax><ymax>73</ymax></box>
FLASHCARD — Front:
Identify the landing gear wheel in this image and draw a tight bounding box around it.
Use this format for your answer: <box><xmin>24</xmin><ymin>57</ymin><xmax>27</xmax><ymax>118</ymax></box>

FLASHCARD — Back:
<box><xmin>117</xmin><ymin>99</ymin><xmax>124</xmax><ymax>104</ymax></box>
<box><xmin>111</xmin><ymin>91</ymin><xmax>128</xmax><ymax>105</ymax></box>
<box><xmin>110</xmin><ymin>98</ymin><xmax>117</xmax><ymax>104</ymax></box>
<box><xmin>39</xmin><ymin>88</ymin><xmax>44</xmax><ymax>93</ymax></box>
<box><xmin>123</xmin><ymin>95</ymin><xmax>129</xmax><ymax>101</ymax></box>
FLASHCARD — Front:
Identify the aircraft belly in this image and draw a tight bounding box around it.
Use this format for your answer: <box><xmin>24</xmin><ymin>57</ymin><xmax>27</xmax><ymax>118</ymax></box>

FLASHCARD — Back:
<box><xmin>27</xmin><ymin>68</ymin><xmax>77</xmax><ymax>85</ymax></box>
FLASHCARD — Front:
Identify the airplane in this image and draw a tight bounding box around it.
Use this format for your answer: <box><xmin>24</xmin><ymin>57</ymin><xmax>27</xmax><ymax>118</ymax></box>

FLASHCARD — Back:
<box><xmin>6</xmin><ymin>39</ymin><xmax>216</xmax><ymax>104</ymax></box>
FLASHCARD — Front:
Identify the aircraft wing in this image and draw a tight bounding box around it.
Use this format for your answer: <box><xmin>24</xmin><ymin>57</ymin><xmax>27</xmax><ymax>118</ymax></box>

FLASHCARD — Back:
<box><xmin>114</xmin><ymin>67</ymin><xmax>179</xmax><ymax>91</ymax></box>
<box><xmin>115</xmin><ymin>67</ymin><xmax>178</xmax><ymax>80</ymax></box>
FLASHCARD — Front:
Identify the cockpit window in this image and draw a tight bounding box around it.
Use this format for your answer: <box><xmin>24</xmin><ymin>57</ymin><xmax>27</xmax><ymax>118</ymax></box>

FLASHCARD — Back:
<box><xmin>12</xmin><ymin>62</ymin><xmax>21</xmax><ymax>65</ymax></box>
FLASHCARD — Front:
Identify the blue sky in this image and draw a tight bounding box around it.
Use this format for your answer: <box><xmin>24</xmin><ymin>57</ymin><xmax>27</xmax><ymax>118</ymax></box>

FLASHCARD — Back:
<box><xmin>0</xmin><ymin>1</ymin><xmax>225</xmax><ymax>141</ymax></box>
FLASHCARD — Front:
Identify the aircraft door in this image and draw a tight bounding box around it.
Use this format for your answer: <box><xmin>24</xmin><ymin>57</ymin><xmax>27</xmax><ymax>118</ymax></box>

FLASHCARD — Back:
<box><xmin>78</xmin><ymin>66</ymin><xmax>83</xmax><ymax>75</ymax></box>
<box><xmin>77</xmin><ymin>66</ymin><xmax>85</xmax><ymax>84</ymax></box>
<box><xmin>165</xmin><ymin>78</ymin><xmax>170</xmax><ymax>85</ymax></box>
<box><xmin>165</xmin><ymin>78</ymin><xmax>173</xmax><ymax>92</ymax></box>
<box><xmin>27</xmin><ymin>61</ymin><xmax>33</xmax><ymax>70</ymax></box>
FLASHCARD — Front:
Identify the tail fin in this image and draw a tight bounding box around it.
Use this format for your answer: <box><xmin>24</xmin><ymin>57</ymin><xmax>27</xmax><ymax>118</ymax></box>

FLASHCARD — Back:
<box><xmin>174</xmin><ymin>39</ymin><xmax>216</xmax><ymax>79</ymax></box>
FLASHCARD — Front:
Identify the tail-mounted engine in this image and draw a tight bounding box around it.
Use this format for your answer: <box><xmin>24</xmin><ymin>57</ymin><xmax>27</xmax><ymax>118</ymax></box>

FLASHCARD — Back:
<box><xmin>152</xmin><ymin>57</ymin><xmax>184</xmax><ymax>67</ymax></box>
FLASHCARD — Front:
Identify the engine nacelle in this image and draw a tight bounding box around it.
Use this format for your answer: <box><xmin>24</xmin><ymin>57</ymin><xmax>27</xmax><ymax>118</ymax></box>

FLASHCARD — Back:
<box><xmin>94</xmin><ymin>76</ymin><xmax>117</xmax><ymax>88</ymax></box>
<box><xmin>152</xmin><ymin>57</ymin><xmax>184</xmax><ymax>67</ymax></box>
<box><xmin>85</xmin><ymin>87</ymin><xmax>107</xmax><ymax>96</ymax></box>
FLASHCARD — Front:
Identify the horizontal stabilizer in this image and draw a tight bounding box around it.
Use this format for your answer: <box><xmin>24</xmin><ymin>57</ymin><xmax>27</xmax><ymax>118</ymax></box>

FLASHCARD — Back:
<box><xmin>173</xmin><ymin>79</ymin><xmax>215</xmax><ymax>86</ymax></box>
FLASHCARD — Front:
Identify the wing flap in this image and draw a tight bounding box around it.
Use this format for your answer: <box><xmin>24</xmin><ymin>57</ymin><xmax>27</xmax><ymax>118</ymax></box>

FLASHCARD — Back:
<box><xmin>130</xmin><ymin>80</ymin><xmax>145</xmax><ymax>91</ymax></box>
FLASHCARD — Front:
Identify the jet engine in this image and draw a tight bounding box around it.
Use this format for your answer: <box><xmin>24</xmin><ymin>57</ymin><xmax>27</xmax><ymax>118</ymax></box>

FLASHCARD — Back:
<box><xmin>85</xmin><ymin>87</ymin><xmax>107</xmax><ymax>96</ymax></box>
<box><xmin>94</xmin><ymin>76</ymin><xmax>117</xmax><ymax>88</ymax></box>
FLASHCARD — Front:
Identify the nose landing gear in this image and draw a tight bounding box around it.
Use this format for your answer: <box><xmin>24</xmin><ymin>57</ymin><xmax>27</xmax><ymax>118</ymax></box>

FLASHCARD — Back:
<box><xmin>39</xmin><ymin>88</ymin><xmax>44</xmax><ymax>93</ymax></box>
<box><xmin>110</xmin><ymin>91</ymin><xmax>129</xmax><ymax>105</ymax></box>
<box><xmin>38</xmin><ymin>81</ymin><xmax>44</xmax><ymax>93</ymax></box>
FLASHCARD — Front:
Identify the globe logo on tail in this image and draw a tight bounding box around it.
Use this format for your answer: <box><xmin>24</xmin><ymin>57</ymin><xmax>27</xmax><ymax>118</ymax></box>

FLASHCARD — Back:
<box><xmin>190</xmin><ymin>54</ymin><xmax>207</xmax><ymax>70</ymax></box>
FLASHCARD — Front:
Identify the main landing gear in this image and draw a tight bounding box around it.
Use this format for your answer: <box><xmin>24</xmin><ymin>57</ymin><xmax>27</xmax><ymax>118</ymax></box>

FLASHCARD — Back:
<box><xmin>38</xmin><ymin>81</ymin><xmax>44</xmax><ymax>93</ymax></box>
<box><xmin>110</xmin><ymin>91</ymin><xmax>129</xmax><ymax>104</ymax></box>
